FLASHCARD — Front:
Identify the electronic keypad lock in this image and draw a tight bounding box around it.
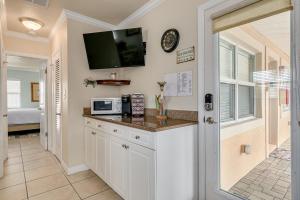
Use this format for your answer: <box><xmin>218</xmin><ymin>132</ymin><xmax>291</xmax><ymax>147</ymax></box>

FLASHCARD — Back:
<box><xmin>205</xmin><ymin>94</ymin><xmax>213</xmax><ymax>111</ymax></box>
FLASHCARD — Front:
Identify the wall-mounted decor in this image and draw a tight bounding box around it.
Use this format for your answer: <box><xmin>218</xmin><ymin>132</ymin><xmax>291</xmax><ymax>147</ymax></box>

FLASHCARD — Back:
<box><xmin>164</xmin><ymin>71</ymin><xmax>192</xmax><ymax>97</ymax></box>
<box><xmin>177</xmin><ymin>46</ymin><xmax>195</xmax><ymax>64</ymax></box>
<box><xmin>31</xmin><ymin>82</ymin><xmax>39</xmax><ymax>102</ymax></box>
<box><xmin>161</xmin><ymin>29</ymin><xmax>180</xmax><ymax>53</ymax></box>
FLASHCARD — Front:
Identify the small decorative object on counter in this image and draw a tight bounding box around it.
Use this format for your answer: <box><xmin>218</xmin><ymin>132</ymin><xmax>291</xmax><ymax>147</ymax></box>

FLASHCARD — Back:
<box><xmin>84</xmin><ymin>78</ymin><xmax>97</xmax><ymax>88</ymax></box>
<box><xmin>110</xmin><ymin>72</ymin><xmax>117</xmax><ymax>80</ymax></box>
<box><xmin>156</xmin><ymin>81</ymin><xmax>167</xmax><ymax>120</ymax></box>
<box><xmin>131</xmin><ymin>93</ymin><xmax>145</xmax><ymax>116</ymax></box>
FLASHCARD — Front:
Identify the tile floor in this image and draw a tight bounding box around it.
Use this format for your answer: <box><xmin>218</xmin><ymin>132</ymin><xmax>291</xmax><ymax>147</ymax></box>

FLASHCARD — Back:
<box><xmin>0</xmin><ymin>134</ymin><xmax>123</xmax><ymax>200</ymax></box>
<box><xmin>229</xmin><ymin>140</ymin><xmax>291</xmax><ymax>200</ymax></box>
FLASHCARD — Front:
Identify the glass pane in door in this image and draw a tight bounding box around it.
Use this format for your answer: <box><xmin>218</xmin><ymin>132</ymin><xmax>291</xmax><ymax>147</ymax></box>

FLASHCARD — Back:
<box><xmin>219</xmin><ymin>11</ymin><xmax>292</xmax><ymax>200</ymax></box>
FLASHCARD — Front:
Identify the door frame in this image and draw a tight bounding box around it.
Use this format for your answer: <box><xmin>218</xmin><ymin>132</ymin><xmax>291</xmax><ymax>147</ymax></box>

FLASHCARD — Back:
<box><xmin>197</xmin><ymin>0</ymin><xmax>300</xmax><ymax>199</ymax></box>
<box><xmin>5</xmin><ymin>51</ymin><xmax>51</xmax><ymax>150</ymax></box>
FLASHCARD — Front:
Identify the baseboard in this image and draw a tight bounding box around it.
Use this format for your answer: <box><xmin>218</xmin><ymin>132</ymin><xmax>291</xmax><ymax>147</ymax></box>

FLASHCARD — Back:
<box><xmin>61</xmin><ymin>161</ymin><xmax>89</xmax><ymax>175</ymax></box>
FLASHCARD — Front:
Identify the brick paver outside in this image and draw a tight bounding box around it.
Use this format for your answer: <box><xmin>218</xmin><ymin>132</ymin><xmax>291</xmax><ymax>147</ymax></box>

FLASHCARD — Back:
<box><xmin>229</xmin><ymin>140</ymin><xmax>291</xmax><ymax>200</ymax></box>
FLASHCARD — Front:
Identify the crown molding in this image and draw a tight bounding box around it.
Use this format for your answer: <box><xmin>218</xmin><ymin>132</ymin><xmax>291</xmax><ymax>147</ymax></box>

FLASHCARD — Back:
<box><xmin>64</xmin><ymin>9</ymin><xmax>118</xmax><ymax>30</ymax></box>
<box><xmin>5</xmin><ymin>30</ymin><xmax>49</xmax><ymax>43</ymax></box>
<box><xmin>118</xmin><ymin>0</ymin><xmax>165</xmax><ymax>28</ymax></box>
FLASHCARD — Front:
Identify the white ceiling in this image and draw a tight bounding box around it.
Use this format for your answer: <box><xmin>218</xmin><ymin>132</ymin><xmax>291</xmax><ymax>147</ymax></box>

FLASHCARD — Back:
<box><xmin>7</xmin><ymin>55</ymin><xmax>47</xmax><ymax>71</ymax></box>
<box><xmin>5</xmin><ymin>0</ymin><xmax>150</xmax><ymax>37</ymax></box>
<box><xmin>250</xmin><ymin>11</ymin><xmax>291</xmax><ymax>55</ymax></box>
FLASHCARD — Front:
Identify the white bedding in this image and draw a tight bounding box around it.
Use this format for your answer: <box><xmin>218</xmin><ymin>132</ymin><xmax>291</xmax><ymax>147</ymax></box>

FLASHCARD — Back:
<box><xmin>8</xmin><ymin>108</ymin><xmax>41</xmax><ymax>125</ymax></box>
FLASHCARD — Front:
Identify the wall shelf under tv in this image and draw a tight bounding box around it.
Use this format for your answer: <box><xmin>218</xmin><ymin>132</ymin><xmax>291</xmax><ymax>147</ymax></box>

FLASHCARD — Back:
<box><xmin>96</xmin><ymin>79</ymin><xmax>131</xmax><ymax>86</ymax></box>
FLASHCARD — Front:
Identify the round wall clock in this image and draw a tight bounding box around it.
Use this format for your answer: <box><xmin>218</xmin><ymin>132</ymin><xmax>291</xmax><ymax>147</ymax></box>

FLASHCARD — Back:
<box><xmin>161</xmin><ymin>29</ymin><xmax>180</xmax><ymax>53</ymax></box>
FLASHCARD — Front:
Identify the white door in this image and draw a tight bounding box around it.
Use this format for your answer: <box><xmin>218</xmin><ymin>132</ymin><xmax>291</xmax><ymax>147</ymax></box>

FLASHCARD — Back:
<box><xmin>52</xmin><ymin>53</ymin><xmax>62</xmax><ymax>161</ymax></box>
<box><xmin>0</xmin><ymin>55</ymin><xmax>7</xmax><ymax>178</ymax></box>
<box><xmin>109</xmin><ymin>136</ymin><xmax>128</xmax><ymax>199</ymax></box>
<box><xmin>85</xmin><ymin>127</ymin><xmax>96</xmax><ymax>171</ymax></box>
<box><xmin>39</xmin><ymin>63</ymin><xmax>48</xmax><ymax>149</ymax></box>
<box><xmin>128</xmin><ymin>142</ymin><xmax>155</xmax><ymax>200</ymax></box>
<box><xmin>96</xmin><ymin>130</ymin><xmax>106</xmax><ymax>180</ymax></box>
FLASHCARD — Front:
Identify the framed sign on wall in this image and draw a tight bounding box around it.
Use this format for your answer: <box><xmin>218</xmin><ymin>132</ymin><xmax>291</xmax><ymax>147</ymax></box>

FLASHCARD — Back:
<box><xmin>31</xmin><ymin>82</ymin><xmax>39</xmax><ymax>102</ymax></box>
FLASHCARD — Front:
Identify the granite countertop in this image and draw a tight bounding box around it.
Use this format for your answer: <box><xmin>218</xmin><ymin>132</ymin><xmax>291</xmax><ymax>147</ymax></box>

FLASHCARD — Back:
<box><xmin>83</xmin><ymin>114</ymin><xmax>198</xmax><ymax>132</ymax></box>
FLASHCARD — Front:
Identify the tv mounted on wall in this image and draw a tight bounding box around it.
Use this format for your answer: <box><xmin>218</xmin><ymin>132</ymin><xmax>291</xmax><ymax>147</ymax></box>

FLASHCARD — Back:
<box><xmin>83</xmin><ymin>28</ymin><xmax>145</xmax><ymax>70</ymax></box>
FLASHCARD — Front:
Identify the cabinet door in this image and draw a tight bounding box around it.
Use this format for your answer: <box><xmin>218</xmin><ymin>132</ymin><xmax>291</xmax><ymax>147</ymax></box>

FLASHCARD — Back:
<box><xmin>128</xmin><ymin>143</ymin><xmax>155</xmax><ymax>200</ymax></box>
<box><xmin>109</xmin><ymin>136</ymin><xmax>128</xmax><ymax>199</ymax></box>
<box><xmin>96</xmin><ymin>131</ymin><xmax>106</xmax><ymax>181</ymax></box>
<box><xmin>85</xmin><ymin>127</ymin><xmax>96</xmax><ymax>171</ymax></box>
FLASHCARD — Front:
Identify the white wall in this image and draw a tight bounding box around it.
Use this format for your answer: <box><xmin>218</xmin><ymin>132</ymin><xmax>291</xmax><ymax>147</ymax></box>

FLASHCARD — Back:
<box><xmin>7</xmin><ymin>68</ymin><xmax>40</xmax><ymax>108</ymax></box>
<box><xmin>120</xmin><ymin>0</ymin><xmax>207</xmax><ymax>111</ymax></box>
<box><xmin>66</xmin><ymin>19</ymin><xmax>121</xmax><ymax>166</ymax></box>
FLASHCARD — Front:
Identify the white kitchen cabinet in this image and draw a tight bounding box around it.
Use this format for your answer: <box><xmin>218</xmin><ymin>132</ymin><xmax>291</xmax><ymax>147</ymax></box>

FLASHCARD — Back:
<box><xmin>85</xmin><ymin>127</ymin><xmax>96</xmax><ymax>171</ymax></box>
<box><xmin>84</xmin><ymin>117</ymin><xmax>198</xmax><ymax>200</ymax></box>
<box><xmin>128</xmin><ymin>142</ymin><xmax>155</xmax><ymax>200</ymax></box>
<box><xmin>109</xmin><ymin>136</ymin><xmax>128</xmax><ymax>199</ymax></box>
<box><xmin>96</xmin><ymin>130</ymin><xmax>107</xmax><ymax>181</ymax></box>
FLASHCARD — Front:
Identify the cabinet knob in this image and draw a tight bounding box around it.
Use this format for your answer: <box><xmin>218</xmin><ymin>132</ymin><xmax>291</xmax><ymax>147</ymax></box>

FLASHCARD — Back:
<box><xmin>98</xmin><ymin>125</ymin><xmax>102</xmax><ymax>128</ymax></box>
<box><xmin>92</xmin><ymin>131</ymin><xmax>96</xmax><ymax>135</ymax></box>
<box><xmin>135</xmin><ymin>135</ymin><xmax>140</xmax><ymax>140</ymax></box>
<box><xmin>87</xmin><ymin>121</ymin><xmax>91</xmax><ymax>124</ymax></box>
<box><xmin>113</xmin><ymin>129</ymin><xmax>118</xmax><ymax>133</ymax></box>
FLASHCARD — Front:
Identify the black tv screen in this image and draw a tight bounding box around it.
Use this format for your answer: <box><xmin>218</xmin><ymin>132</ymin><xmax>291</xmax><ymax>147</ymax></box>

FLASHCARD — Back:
<box><xmin>83</xmin><ymin>28</ymin><xmax>145</xmax><ymax>69</ymax></box>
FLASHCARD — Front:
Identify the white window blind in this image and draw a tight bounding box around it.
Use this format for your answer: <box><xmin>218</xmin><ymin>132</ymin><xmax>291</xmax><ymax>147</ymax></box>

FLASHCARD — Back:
<box><xmin>237</xmin><ymin>50</ymin><xmax>253</xmax><ymax>82</ymax></box>
<box><xmin>220</xmin><ymin>41</ymin><xmax>235</xmax><ymax>79</ymax></box>
<box><xmin>213</xmin><ymin>0</ymin><xmax>293</xmax><ymax>33</ymax></box>
<box><xmin>238</xmin><ymin>86</ymin><xmax>254</xmax><ymax>118</ymax></box>
<box><xmin>220</xmin><ymin>83</ymin><xmax>235</xmax><ymax>122</ymax></box>
<box><xmin>7</xmin><ymin>80</ymin><xmax>21</xmax><ymax>108</ymax></box>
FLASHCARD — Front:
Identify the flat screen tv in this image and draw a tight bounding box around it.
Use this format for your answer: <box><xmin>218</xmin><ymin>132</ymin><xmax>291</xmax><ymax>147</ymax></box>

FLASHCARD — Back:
<box><xmin>83</xmin><ymin>28</ymin><xmax>145</xmax><ymax>69</ymax></box>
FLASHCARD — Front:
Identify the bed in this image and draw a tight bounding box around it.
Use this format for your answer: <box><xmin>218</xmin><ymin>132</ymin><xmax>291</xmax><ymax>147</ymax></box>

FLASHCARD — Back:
<box><xmin>8</xmin><ymin>108</ymin><xmax>41</xmax><ymax>132</ymax></box>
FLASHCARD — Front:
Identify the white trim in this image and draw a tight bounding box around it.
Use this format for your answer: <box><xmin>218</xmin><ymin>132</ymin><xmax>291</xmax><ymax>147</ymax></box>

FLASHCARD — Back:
<box><xmin>49</xmin><ymin>9</ymin><xmax>118</xmax><ymax>39</ymax></box>
<box><xmin>5</xmin><ymin>30</ymin><xmax>49</xmax><ymax>43</ymax></box>
<box><xmin>118</xmin><ymin>0</ymin><xmax>165</xmax><ymax>28</ymax></box>
<box><xmin>291</xmin><ymin>1</ymin><xmax>300</xmax><ymax>200</ymax></box>
<box><xmin>64</xmin><ymin>9</ymin><xmax>118</xmax><ymax>30</ymax></box>
<box><xmin>49</xmin><ymin>10</ymin><xmax>67</xmax><ymax>39</ymax></box>
<box><xmin>61</xmin><ymin>161</ymin><xmax>89</xmax><ymax>175</ymax></box>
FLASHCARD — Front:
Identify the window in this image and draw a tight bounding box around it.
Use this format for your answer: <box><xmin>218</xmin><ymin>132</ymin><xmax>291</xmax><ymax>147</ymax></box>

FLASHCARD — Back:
<box><xmin>220</xmin><ymin>39</ymin><xmax>255</xmax><ymax>123</ymax></box>
<box><xmin>7</xmin><ymin>80</ymin><xmax>21</xmax><ymax>108</ymax></box>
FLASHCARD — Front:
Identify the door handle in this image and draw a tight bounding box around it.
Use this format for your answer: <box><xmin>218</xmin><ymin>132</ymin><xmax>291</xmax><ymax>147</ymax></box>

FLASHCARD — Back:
<box><xmin>3</xmin><ymin>114</ymin><xmax>7</xmax><ymax>118</ymax></box>
<box><xmin>206</xmin><ymin>117</ymin><xmax>217</xmax><ymax>124</ymax></box>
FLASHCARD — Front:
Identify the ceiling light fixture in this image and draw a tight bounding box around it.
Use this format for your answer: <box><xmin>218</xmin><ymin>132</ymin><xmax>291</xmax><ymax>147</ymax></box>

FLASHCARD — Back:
<box><xmin>19</xmin><ymin>17</ymin><xmax>44</xmax><ymax>32</ymax></box>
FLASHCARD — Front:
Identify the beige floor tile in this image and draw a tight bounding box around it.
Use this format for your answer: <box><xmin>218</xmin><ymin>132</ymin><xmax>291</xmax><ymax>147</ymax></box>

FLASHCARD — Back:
<box><xmin>27</xmin><ymin>173</ymin><xmax>69</xmax><ymax>197</ymax></box>
<box><xmin>8</xmin><ymin>147</ymin><xmax>21</xmax><ymax>153</ymax></box>
<box><xmin>21</xmin><ymin>144</ymin><xmax>42</xmax><ymax>150</ymax></box>
<box><xmin>72</xmin><ymin>176</ymin><xmax>109</xmax><ymax>199</ymax></box>
<box><xmin>22</xmin><ymin>149</ymin><xmax>44</xmax><ymax>156</ymax></box>
<box><xmin>25</xmin><ymin>165</ymin><xmax>62</xmax><ymax>181</ymax></box>
<box><xmin>8</xmin><ymin>151</ymin><xmax>22</xmax><ymax>158</ymax></box>
<box><xmin>22</xmin><ymin>152</ymin><xmax>52</xmax><ymax>163</ymax></box>
<box><xmin>0</xmin><ymin>172</ymin><xmax>25</xmax><ymax>189</ymax></box>
<box><xmin>65</xmin><ymin>170</ymin><xmax>96</xmax><ymax>183</ymax></box>
<box><xmin>0</xmin><ymin>183</ymin><xmax>27</xmax><ymax>200</ymax></box>
<box><xmin>29</xmin><ymin>185</ymin><xmax>80</xmax><ymax>200</ymax></box>
<box><xmin>4</xmin><ymin>163</ymin><xmax>23</xmax><ymax>175</ymax></box>
<box><xmin>85</xmin><ymin>189</ymin><xmax>123</xmax><ymax>200</ymax></box>
<box><xmin>24</xmin><ymin>157</ymin><xmax>58</xmax><ymax>171</ymax></box>
<box><xmin>5</xmin><ymin>156</ymin><xmax>23</xmax><ymax>166</ymax></box>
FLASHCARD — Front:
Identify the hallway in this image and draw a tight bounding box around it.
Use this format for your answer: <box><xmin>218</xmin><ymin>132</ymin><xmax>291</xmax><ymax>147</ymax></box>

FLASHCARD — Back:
<box><xmin>229</xmin><ymin>140</ymin><xmax>291</xmax><ymax>200</ymax></box>
<box><xmin>0</xmin><ymin>134</ymin><xmax>122</xmax><ymax>200</ymax></box>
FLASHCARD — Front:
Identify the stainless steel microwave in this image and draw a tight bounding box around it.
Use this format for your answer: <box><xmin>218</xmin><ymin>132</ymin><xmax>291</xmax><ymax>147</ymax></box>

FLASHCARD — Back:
<box><xmin>91</xmin><ymin>98</ymin><xmax>122</xmax><ymax>115</ymax></box>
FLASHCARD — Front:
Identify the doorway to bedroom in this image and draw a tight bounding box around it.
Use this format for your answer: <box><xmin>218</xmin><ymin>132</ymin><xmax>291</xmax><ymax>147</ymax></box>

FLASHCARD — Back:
<box><xmin>6</xmin><ymin>55</ymin><xmax>48</xmax><ymax>150</ymax></box>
